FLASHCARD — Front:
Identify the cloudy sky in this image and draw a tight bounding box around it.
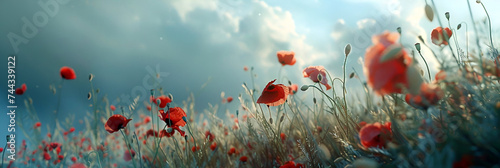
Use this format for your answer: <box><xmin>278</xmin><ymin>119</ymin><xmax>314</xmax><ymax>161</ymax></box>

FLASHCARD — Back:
<box><xmin>1</xmin><ymin>0</ymin><xmax>499</xmax><ymax>145</ymax></box>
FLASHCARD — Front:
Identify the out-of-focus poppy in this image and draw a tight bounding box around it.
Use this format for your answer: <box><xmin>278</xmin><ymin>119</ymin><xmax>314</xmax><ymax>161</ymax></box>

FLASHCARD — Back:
<box><xmin>359</xmin><ymin>122</ymin><xmax>392</xmax><ymax>148</ymax></box>
<box><xmin>405</xmin><ymin>83</ymin><xmax>443</xmax><ymax>110</ymax></box>
<box><xmin>240</xmin><ymin>156</ymin><xmax>248</xmax><ymax>162</ymax></box>
<box><xmin>15</xmin><ymin>84</ymin><xmax>27</xmax><ymax>95</ymax></box>
<box><xmin>60</xmin><ymin>66</ymin><xmax>76</xmax><ymax>80</ymax></box>
<box><xmin>227</xmin><ymin>96</ymin><xmax>233</xmax><ymax>103</ymax></box>
<box><xmin>277</xmin><ymin>51</ymin><xmax>296</xmax><ymax>66</ymax></box>
<box><xmin>110</xmin><ymin>105</ymin><xmax>116</xmax><ymax>111</ymax></box>
<box><xmin>288</xmin><ymin>84</ymin><xmax>298</xmax><ymax>95</ymax></box>
<box><xmin>256</xmin><ymin>79</ymin><xmax>289</xmax><ymax>106</ymax></box>
<box><xmin>364</xmin><ymin>31</ymin><xmax>411</xmax><ymax>95</ymax></box>
<box><xmin>123</xmin><ymin>150</ymin><xmax>136</xmax><ymax>161</ymax></box>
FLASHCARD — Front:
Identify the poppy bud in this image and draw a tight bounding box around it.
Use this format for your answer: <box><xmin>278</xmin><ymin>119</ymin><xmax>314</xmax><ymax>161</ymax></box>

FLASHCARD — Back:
<box><xmin>288</xmin><ymin>80</ymin><xmax>292</xmax><ymax>85</ymax></box>
<box><xmin>345</xmin><ymin>43</ymin><xmax>352</xmax><ymax>57</ymax></box>
<box><xmin>269</xmin><ymin>117</ymin><xmax>273</xmax><ymax>124</ymax></box>
<box><xmin>280</xmin><ymin>115</ymin><xmax>284</xmax><ymax>123</ymax></box>
<box><xmin>418</xmin><ymin>35</ymin><xmax>425</xmax><ymax>44</ymax></box>
<box><xmin>166</xmin><ymin>127</ymin><xmax>173</xmax><ymax>133</ymax></box>
<box><xmin>445</xmin><ymin>12</ymin><xmax>450</xmax><ymax>20</ymax></box>
<box><xmin>87</xmin><ymin>92</ymin><xmax>92</xmax><ymax>100</ymax></box>
<box><xmin>457</xmin><ymin>24</ymin><xmax>462</xmax><ymax>30</ymax></box>
<box><xmin>300</xmin><ymin>85</ymin><xmax>309</xmax><ymax>91</ymax></box>
<box><xmin>168</xmin><ymin>93</ymin><xmax>174</xmax><ymax>101</ymax></box>
<box><xmin>349</xmin><ymin>72</ymin><xmax>355</xmax><ymax>79</ymax></box>
<box><xmin>236</xmin><ymin>110</ymin><xmax>239</xmax><ymax>117</ymax></box>
<box><xmin>313</xmin><ymin>98</ymin><xmax>317</xmax><ymax>104</ymax></box>
<box><xmin>415</xmin><ymin>43</ymin><xmax>421</xmax><ymax>52</ymax></box>
<box><xmin>89</xmin><ymin>74</ymin><xmax>94</xmax><ymax>82</ymax></box>
<box><xmin>182</xmin><ymin>116</ymin><xmax>187</xmax><ymax>122</ymax></box>
<box><xmin>476</xmin><ymin>0</ymin><xmax>481</xmax><ymax>4</ymax></box>
<box><xmin>156</xmin><ymin>99</ymin><xmax>161</xmax><ymax>106</ymax></box>
<box><xmin>396</xmin><ymin>27</ymin><xmax>401</xmax><ymax>34</ymax></box>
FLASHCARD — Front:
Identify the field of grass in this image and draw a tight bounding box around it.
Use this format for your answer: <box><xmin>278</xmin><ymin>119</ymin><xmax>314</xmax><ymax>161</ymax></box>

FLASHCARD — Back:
<box><xmin>2</xmin><ymin>1</ymin><xmax>500</xmax><ymax>168</ymax></box>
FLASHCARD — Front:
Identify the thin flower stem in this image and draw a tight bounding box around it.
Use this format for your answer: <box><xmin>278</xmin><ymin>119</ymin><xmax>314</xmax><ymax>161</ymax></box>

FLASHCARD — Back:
<box><xmin>480</xmin><ymin>2</ymin><xmax>497</xmax><ymax>56</ymax></box>
<box><xmin>120</xmin><ymin>130</ymin><xmax>137</xmax><ymax>168</ymax></box>
<box><xmin>417</xmin><ymin>51</ymin><xmax>432</xmax><ymax>81</ymax></box>
<box><xmin>133</xmin><ymin>132</ymin><xmax>143</xmax><ymax>167</ymax></box>
<box><xmin>1</xmin><ymin>143</ymin><xmax>6</xmax><ymax>168</ymax></box>
<box><xmin>152</xmin><ymin>125</ymin><xmax>168</xmax><ymax>164</ymax></box>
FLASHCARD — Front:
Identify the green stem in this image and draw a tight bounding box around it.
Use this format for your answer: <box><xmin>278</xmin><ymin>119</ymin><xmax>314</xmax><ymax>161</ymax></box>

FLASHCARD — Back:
<box><xmin>418</xmin><ymin>51</ymin><xmax>433</xmax><ymax>81</ymax></box>
<box><xmin>120</xmin><ymin>130</ymin><xmax>137</xmax><ymax>168</ymax></box>
<box><xmin>480</xmin><ymin>2</ymin><xmax>498</xmax><ymax>56</ymax></box>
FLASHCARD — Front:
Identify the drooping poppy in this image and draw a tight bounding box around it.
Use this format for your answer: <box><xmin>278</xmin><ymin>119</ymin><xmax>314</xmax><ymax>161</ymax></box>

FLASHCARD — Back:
<box><xmin>303</xmin><ymin>66</ymin><xmax>332</xmax><ymax>90</ymax></box>
<box><xmin>123</xmin><ymin>150</ymin><xmax>136</xmax><ymax>161</ymax></box>
<box><xmin>405</xmin><ymin>83</ymin><xmax>443</xmax><ymax>110</ymax></box>
<box><xmin>154</xmin><ymin>95</ymin><xmax>172</xmax><ymax>108</ymax></box>
<box><xmin>364</xmin><ymin>31</ymin><xmax>412</xmax><ymax>95</ymax></box>
<box><xmin>60</xmin><ymin>66</ymin><xmax>76</xmax><ymax>80</ymax></box>
<box><xmin>277</xmin><ymin>51</ymin><xmax>296</xmax><ymax>66</ymax></box>
<box><xmin>110</xmin><ymin>105</ymin><xmax>116</xmax><ymax>111</ymax></box>
<box><xmin>256</xmin><ymin>79</ymin><xmax>289</xmax><ymax>106</ymax></box>
<box><xmin>15</xmin><ymin>83</ymin><xmax>27</xmax><ymax>95</ymax></box>
<box><xmin>431</xmin><ymin>27</ymin><xmax>453</xmax><ymax>46</ymax></box>
<box><xmin>104</xmin><ymin>114</ymin><xmax>132</xmax><ymax>133</ymax></box>
<box><xmin>359</xmin><ymin>122</ymin><xmax>392</xmax><ymax>148</ymax></box>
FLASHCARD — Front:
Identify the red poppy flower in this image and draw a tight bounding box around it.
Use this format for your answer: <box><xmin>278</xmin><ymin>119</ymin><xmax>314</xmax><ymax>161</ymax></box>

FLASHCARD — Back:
<box><xmin>240</xmin><ymin>156</ymin><xmax>248</xmax><ymax>162</ymax></box>
<box><xmin>280</xmin><ymin>161</ymin><xmax>304</xmax><ymax>168</ymax></box>
<box><xmin>0</xmin><ymin>147</ymin><xmax>3</xmax><ymax>153</ymax></box>
<box><xmin>431</xmin><ymin>27</ymin><xmax>453</xmax><ymax>46</ymax></box>
<box><xmin>227</xmin><ymin>96</ymin><xmax>233</xmax><ymax>103</ymax></box>
<box><xmin>71</xmin><ymin>156</ymin><xmax>77</xmax><ymax>163</ymax></box>
<box><xmin>44</xmin><ymin>152</ymin><xmax>51</xmax><ymax>160</ymax></box>
<box><xmin>123</xmin><ymin>150</ymin><xmax>136</xmax><ymax>161</ymax></box>
<box><xmin>15</xmin><ymin>84</ymin><xmax>27</xmax><ymax>95</ymax></box>
<box><xmin>110</xmin><ymin>105</ymin><xmax>116</xmax><ymax>111</ymax></box>
<box><xmin>453</xmin><ymin>155</ymin><xmax>473</xmax><ymax>168</ymax></box>
<box><xmin>405</xmin><ymin>83</ymin><xmax>443</xmax><ymax>109</ymax></box>
<box><xmin>243</xmin><ymin>66</ymin><xmax>249</xmax><ymax>71</ymax></box>
<box><xmin>154</xmin><ymin>95</ymin><xmax>172</xmax><ymax>108</ymax></box>
<box><xmin>256</xmin><ymin>79</ymin><xmax>289</xmax><ymax>106</ymax></box>
<box><xmin>359</xmin><ymin>122</ymin><xmax>392</xmax><ymax>148</ymax></box>
<box><xmin>60</xmin><ymin>66</ymin><xmax>76</xmax><ymax>80</ymax></box>
<box><xmin>104</xmin><ymin>114</ymin><xmax>132</xmax><ymax>133</ymax></box>
<box><xmin>277</xmin><ymin>51</ymin><xmax>296</xmax><ymax>66</ymax></box>
<box><xmin>303</xmin><ymin>66</ymin><xmax>332</xmax><ymax>90</ymax></box>
<box><xmin>205</xmin><ymin>131</ymin><xmax>215</xmax><ymax>142</ymax></box>
<box><xmin>228</xmin><ymin>147</ymin><xmax>236</xmax><ymax>156</ymax></box>
<box><xmin>34</xmin><ymin>122</ymin><xmax>41</xmax><ymax>128</ymax></box>
<box><xmin>146</xmin><ymin>129</ymin><xmax>159</xmax><ymax>138</ymax></box>
<box><xmin>144</xmin><ymin>116</ymin><xmax>151</xmax><ymax>124</ymax></box>
<box><xmin>288</xmin><ymin>84</ymin><xmax>298</xmax><ymax>95</ymax></box>
<box><xmin>69</xmin><ymin>127</ymin><xmax>75</xmax><ymax>133</ymax></box>
<box><xmin>210</xmin><ymin>142</ymin><xmax>217</xmax><ymax>151</ymax></box>
<box><xmin>70</xmin><ymin>163</ymin><xmax>86</xmax><ymax>168</ymax></box>
<box><xmin>158</xmin><ymin>107</ymin><xmax>187</xmax><ymax>127</ymax></box>
<box><xmin>191</xmin><ymin>146</ymin><xmax>200</xmax><ymax>152</ymax></box>
<box><xmin>364</xmin><ymin>31</ymin><xmax>412</xmax><ymax>95</ymax></box>
<box><xmin>146</xmin><ymin>105</ymin><xmax>152</xmax><ymax>111</ymax></box>
<box><xmin>280</xmin><ymin>133</ymin><xmax>286</xmax><ymax>143</ymax></box>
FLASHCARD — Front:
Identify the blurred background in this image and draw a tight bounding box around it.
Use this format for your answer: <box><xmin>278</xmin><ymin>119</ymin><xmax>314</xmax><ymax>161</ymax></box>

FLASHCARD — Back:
<box><xmin>1</xmin><ymin>0</ymin><xmax>499</xmax><ymax>146</ymax></box>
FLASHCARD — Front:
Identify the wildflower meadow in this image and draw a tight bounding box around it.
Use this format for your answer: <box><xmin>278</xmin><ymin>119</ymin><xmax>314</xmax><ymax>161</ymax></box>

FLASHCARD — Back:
<box><xmin>1</xmin><ymin>0</ymin><xmax>500</xmax><ymax>168</ymax></box>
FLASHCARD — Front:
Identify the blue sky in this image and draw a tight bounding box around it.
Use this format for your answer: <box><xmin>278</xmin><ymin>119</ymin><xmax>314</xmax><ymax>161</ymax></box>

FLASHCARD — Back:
<box><xmin>0</xmin><ymin>0</ymin><xmax>499</xmax><ymax>146</ymax></box>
